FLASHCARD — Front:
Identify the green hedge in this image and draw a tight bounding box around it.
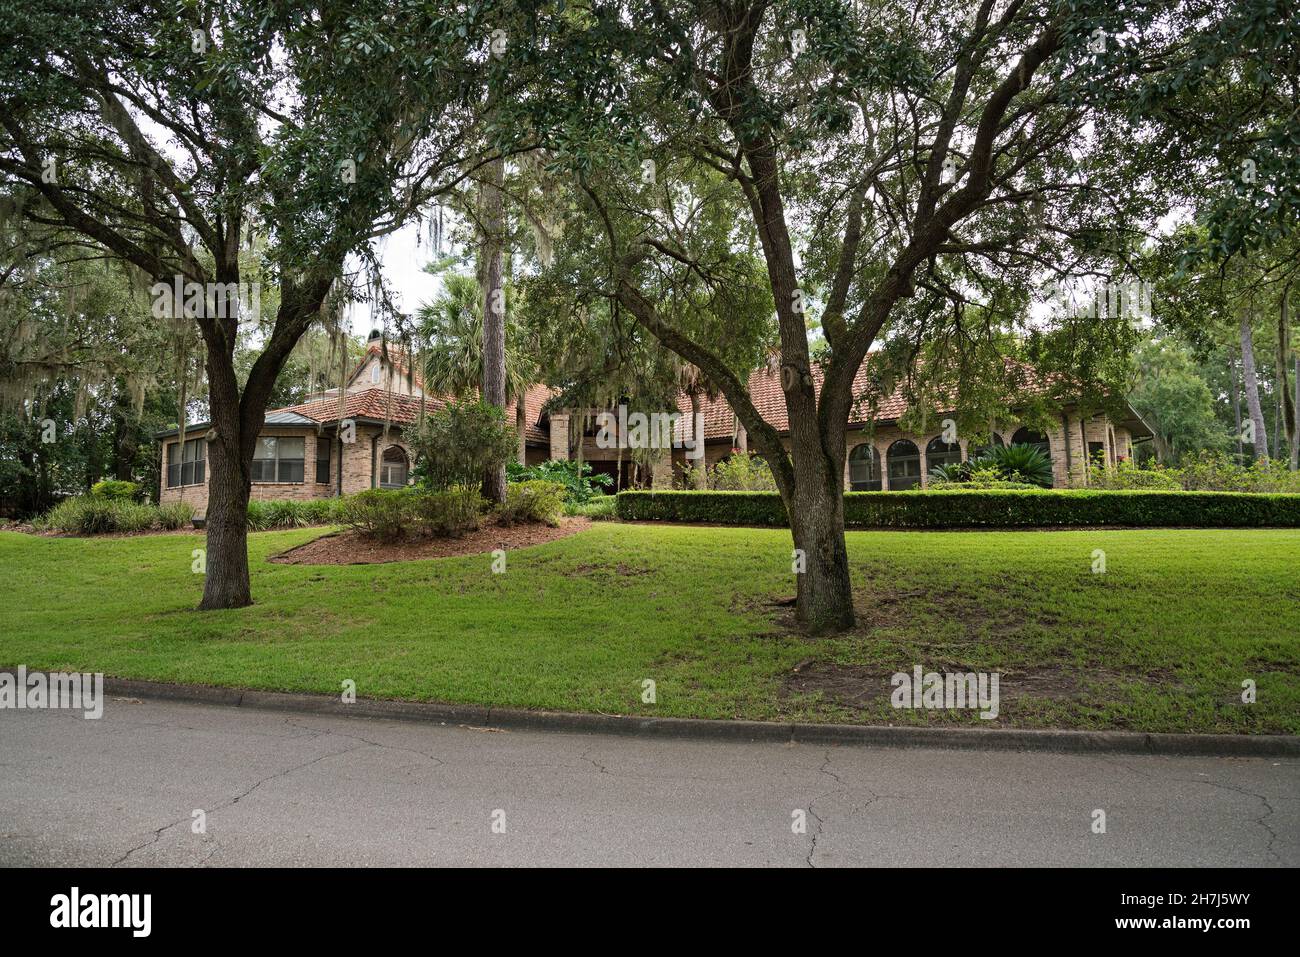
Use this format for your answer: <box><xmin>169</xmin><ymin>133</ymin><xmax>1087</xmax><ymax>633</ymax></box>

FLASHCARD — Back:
<box><xmin>615</xmin><ymin>489</ymin><xmax>1300</xmax><ymax>528</ymax></box>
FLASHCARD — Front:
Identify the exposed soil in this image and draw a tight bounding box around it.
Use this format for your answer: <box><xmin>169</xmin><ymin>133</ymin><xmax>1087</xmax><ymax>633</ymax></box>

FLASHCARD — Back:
<box><xmin>269</xmin><ymin>516</ymin><xmax>590</xmax><ymax>565</ymax></box>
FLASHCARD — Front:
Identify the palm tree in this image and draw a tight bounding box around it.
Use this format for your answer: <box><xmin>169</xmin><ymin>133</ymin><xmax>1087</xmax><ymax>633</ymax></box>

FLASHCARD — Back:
<box><xmin>418</xmin><ymin>272</ymin><xmax>539</xmax><ymax>464</ymax></box>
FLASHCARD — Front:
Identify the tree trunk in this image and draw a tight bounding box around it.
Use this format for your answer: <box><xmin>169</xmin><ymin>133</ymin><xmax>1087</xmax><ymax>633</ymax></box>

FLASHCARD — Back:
<box><xmin>689</xmin><ymin>391</ymin><xmax>706</xmax><ymax>488</ymax></box>
<box><xmin>1240</xmin><ymin>312</ymin><xmax>1269</xmax><ymax>459</ymax></box>
<box><xmin>515</xmin><ymin>395</ymin><xmax>527</xmax><ymax>465</ymax></box>
<box><xmin>110</xmin><ymin>381</ymin><xmax>139</xmax><ymax>481</ymax></box>
<box><xmin>1231</xmin><ymin>351</ymin><xmax>1243</xmax><ymax>463</ymax></box>
<box><xmin>1275</xmin><ymin>286</ymin><xmax>1296</xmax><ymax>470</ymax></box>
<box><xmin>480</xmin><ymin>156</ymin><xmax>507</xmax><ymax>503</ymax></box>
<box><xmin>199</xmin><ymin>430</ymin><xmax>252</xmax><ymax>610</ymax></box>
<box><xmin>786</xmin><ymin>454</ymin><xmax>854</xmax><ymax>635</ymax></box>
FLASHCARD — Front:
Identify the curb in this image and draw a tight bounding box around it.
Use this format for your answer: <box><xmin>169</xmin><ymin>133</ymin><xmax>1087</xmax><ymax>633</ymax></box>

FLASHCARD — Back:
<box><xmin>57</xmin><ymin>674</ymin><xmax>1300</xmax><ymax>758</ymax></box>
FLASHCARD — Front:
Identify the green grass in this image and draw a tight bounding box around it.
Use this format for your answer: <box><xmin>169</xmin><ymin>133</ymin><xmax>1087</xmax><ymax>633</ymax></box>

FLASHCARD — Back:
<box><xmin>1</xmin><ymin>524</ymin><xmax>1297</xmax><ymax>734</ymax></box>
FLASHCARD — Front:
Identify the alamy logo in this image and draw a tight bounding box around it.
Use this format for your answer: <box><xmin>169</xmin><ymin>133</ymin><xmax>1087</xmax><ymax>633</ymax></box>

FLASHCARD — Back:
<box><xmin>891</xmin><ymin>665</ymin><xmax>1000</xmax><ymax>719</ymax></box>
<box><xmin>0</xmin><ymin>666</ymin><xmax>104</xmax><ymax>719</ymax></box>
<box><xmin>595</xmin><ymin>405</ymin><xmax>705</xmax><ymax>460</ymax></box>
<box><xmin>50</xmin><ymin>887</ymin><xmax>151</xmax><ymax>937</ymax></box>
<box><xmin>150</xmin><ymin>275</ymin><xmax>260</xmax><ymax>321</ymax></box>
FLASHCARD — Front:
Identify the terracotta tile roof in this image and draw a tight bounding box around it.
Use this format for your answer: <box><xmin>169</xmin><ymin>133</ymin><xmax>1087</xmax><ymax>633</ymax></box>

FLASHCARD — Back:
<box><xmin>676</xmin><ymin>356</ymin><xmax>1054</xmax><ymax>441</ymax></box>
<box><xmin>274</xmin><ymin>384</ymin><xmax>554</xmax><ymax>444</ymax></box>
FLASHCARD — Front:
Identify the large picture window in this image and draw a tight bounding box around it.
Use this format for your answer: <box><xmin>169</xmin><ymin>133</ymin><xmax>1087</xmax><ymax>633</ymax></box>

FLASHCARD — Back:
<box><xmin>166</xmin><ymin>438</ymin><xmax>206</xmax><ymax>488</ymax></box>
<box><xmin>926</xmin><ymin>436</ymin><xmax>962</xmax><ymax>471</ymax></box>
<box><xmin>251</xmin><ymin>436</ymin><xmax>305</xmax><ymax>483</ymax></box>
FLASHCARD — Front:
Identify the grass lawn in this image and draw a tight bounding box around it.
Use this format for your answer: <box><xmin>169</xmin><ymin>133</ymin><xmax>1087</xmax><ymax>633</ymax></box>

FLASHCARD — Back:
<box><xmin>1</xmin><ymin>524</ymin><xmax>1297</xmax><ymax>734</ymax></box>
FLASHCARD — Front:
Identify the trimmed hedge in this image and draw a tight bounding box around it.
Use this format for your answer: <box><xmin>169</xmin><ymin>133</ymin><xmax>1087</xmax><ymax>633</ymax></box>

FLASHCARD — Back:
<box><xmin>615</xmin><ymin>489</ymin><xmax>1300</xmax><ymax>528</ymax></box>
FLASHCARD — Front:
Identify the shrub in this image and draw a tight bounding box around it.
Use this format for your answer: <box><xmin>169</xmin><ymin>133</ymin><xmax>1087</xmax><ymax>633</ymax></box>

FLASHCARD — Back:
<box><xmin>37</xmin><ymin>496</ymin><xmax>168</xmax><ymax>534</ymax></box>
<box><xmin>156</xmin><ymin>501</ymin><xmax>196</xmax><ymax>530</ymax></box>
<box><xmin>1087</xmin><ymin>459</ymin><xmax>1183</xmax><ymax>490</ymax></box>
<box><xmin>409</xmin><ymin>486</ymin><xmax>484</xmax><ymax>537</ymax></box>
<box><xmin>340</xmin><ymin>488</ymin><xmax>412</xmax><ymax>540</ymax></box>
<box><xmin>507</xmin><ymin>459</ymin><xmax>613</xmax><ymax>503</ymax></box>
<box><xmin>500</xmin><ymin>480</ymin><xmax>566</xmax><ymax>527</ymax></box>
<box><xmin>986</xmin><ymin>443</ymin><xmax>1054</xmax><ymax>487</ymax></box>
<box><xmin>615</xmin><ymin>489</ymin><xmax>1300</xmax><ymax>528</ymax></box>
<box><xmin>410</xmin><ymin>400</ymin><xmax>517</xmax><ymax>491</ymax></box>
<box><xmin>90</xmin><ymin>479</ymin><xmax>140</xmax><ymax>501</ymax></box>
<box><xmin>708</xmin><ymin>452</ymin><xmax>778</xmax><ymax>491</ymax></box>
<box><xmin>566</xmin><ymin>496</ymin><xmax>617</xmax><ymax>520</ymax></box>
<box><xmin>1175</xmin><ymin>451</ymin><xmax>1300</xmax><ymax>493</ymax></box>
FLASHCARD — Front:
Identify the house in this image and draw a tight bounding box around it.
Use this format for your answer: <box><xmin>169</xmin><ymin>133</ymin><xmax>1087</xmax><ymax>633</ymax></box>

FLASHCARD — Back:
<box><xmin>548</xmin><ymin>361</ymin><xmax>1154</xmax><ymax>491</ymax></box>
<box><xmin>158</xmin><ymin>339</ymin><xmax>1153</xmax><ymax>513</ymax></box>
<box><xmin>156</xmin><ymin>333</ymin><xmax>552</xmax><ymax>515</ymax></box>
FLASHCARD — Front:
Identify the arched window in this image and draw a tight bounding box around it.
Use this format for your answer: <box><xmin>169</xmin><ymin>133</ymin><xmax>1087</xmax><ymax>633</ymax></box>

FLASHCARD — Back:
<box><xmin>848</xmin><ymin>443</ymin><xmax>881</xmax><ymax>491</ymax></box>
<box><xmin>887</xmin><ymin>439</ymin><xmax>921</xmax><ymax>490</ymax></box>
<box><xmin>967</xmin><ymin>432</ymin><xmax>1004</xmax><ymax>461</ymax></box>
<box><xmin>926</xmin><ymin>436</ymin><xmax>962</xmax><ymax>471</ymax></box>
<box><xmin>1011</xmin><ymin>427</ymin><xmax>1051</xmax><ymax>458</ymax></box>
<box><xmin>379</xmin><ymin>446</ymin><xmax>409</xmax><ymax>488</ymax></box>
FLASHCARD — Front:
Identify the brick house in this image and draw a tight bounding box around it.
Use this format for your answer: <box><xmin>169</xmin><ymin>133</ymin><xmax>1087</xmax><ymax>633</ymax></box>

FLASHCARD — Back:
<box><xmin>159</xmin><ymin>343</ymin><xmax>1152</xmax><ymax>513</ymax></box>
<box><xmin>549</xmin><ymin>363</ymin><xmax>1154</xmax><ymax>491</ymax></box>
<box><xmin>157</xmin><ymin>336</ymin><xmax>552</xmax><ymax>515</ymax></box>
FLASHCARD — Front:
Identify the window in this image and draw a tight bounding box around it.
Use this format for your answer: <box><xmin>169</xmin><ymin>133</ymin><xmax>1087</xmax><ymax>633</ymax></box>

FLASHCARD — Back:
<box><xmin>848</xmin><ymin>443</ymin><xmax>881</xmax><ymax>491</ymax></box>
<box><xmin>315</xmin><ymin>436</ymin><xmax>332</xmax><ymax>485</ymax></box>
<box><xmin>251</xmin><ymin>436</ymin><xmax>305</xmax><ymax>483</ymax></box>
<box><xmin>166</xmin><ymin>438</ymin><xmax>206</xmax><ymax>488</ymax></box>
<box><xmin>926</xmin><ymin>436</ymin><xmax>962</xmax><ymax>471</ymax></box>
<box><xmin>967</xmin><ymin>432</ymin><xmax>1004</xmax><ymax>460</ymax></box>
<box><xmin>370</xmin><ymin>361</ymin><xmax>381</xmax><ymax>384</ymax></box>
<box><xmin>886</xmin><ymin>439</ymin><xmax>921</xmax><ymax>490</ymax></box>
<box><xmin>379</xmin><ymin>446</ymin><xmax>408</xmax><ymax>488</ymax></box>
<box><xmin>1087</xmin><ymin>441</ymin><xmax>1105</xmax><ymax>466</ymax></box>
<box><xmin>1011</xmin><ymin>427</ymin><xmax>1051</xmax><ymax>458</ymax></box>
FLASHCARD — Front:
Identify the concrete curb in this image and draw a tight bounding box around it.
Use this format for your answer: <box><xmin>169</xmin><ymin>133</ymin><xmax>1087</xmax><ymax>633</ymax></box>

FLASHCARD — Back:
<box><xmin>55</xmin><ymin>674</ymin><xmax>1298</xmax><ymax>757</ymax></box>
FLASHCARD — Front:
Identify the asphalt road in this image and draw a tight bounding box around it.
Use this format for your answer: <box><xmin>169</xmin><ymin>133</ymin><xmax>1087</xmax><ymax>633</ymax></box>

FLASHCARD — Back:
<box><xmin>1</xmin><ymin>697</ymin><xmax>1295</xmax><ymax>867</ymax></box>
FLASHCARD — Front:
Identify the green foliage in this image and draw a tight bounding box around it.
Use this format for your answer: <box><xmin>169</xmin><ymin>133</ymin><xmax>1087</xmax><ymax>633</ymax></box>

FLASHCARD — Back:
<box><xmin>565</xmin><ymin>496</ymin><xmax>617</xmax><ymax>520</ymax></box>
<box><xmin>409</xmin><ymin>487</ymin><xmax>484</xmax><ymax>538</ymax></box>
<box><xmin>244</xmin><ymin>499</ymin><xmax>343</xmax><ymax>531</ymax></box>
<box><xmin>36</xmin><ymin>496</ymin><xmax>185</xmax><ymax>535</ymax></box>
<box><xmin>616</xmin><ymin>489</ymin><xmax>1300</xmax><ymax>529</ymax></box>
<box><xmin>1174</xmin><ymin>452</ymin><xmax>1300</xmax><ymax>493</ymax></box>
<box><xmin>410</xmin><ymin>400</ymin><xmax>516</xmax><ymax>492</ymax></box>
<box><xmin>1087</xmin><ymin>460</ymin><xmax>1184</xmax><ymax>490</ymax></box>
<box><xmin>156</xmin><ymin>502</ymin><xmax>196</xmax><ymax>531</ymax></box>
<box><xmin>90</xmin><ymin>480</ymin><xmax>140</xmax><ymax>501</ymax></box>
<box><xmin>507</xmin><ymin>459</ymin><xmax>612</xmax><ymax>503</ymax></box>
<box><xmin>339</xmin><ymin>489</ymin><xmax>410</xmax><ymax>541</ymax></box>
<box><xmin>986</xmin><ymin>444</ymin><xmax>1055</xmax><ymax>488</ymax></box>
<box><xmin>500</xmin><ymin>480</ymin><xmax>566</xmax><ymax>527</ymax></box>
<box><xmin>339</xmin><ymin>487</ymin><xmax>484</xmax><ymax>541</ymax></box>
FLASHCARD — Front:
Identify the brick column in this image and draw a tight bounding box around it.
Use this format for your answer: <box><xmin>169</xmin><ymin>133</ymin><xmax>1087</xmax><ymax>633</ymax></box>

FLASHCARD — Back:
<box><xmin>549</xmin><ymin>412</ymin><xmax>570</xmax><ymax>461</ymax></box>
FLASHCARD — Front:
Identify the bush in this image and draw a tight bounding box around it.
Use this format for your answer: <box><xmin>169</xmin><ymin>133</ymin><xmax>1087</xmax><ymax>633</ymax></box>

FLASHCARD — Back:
<box><xmin>708</xmin><ymin>452</ymin><xmax>778</xmax><ymax>491</ymax></box>
<box><xmin>409</xmin><ymin>486</ymin><xmax>484</xmax><ymax>537</ymax></box>
<box><xmin>340</xmin><ymin>488</ymin><xmax>411</xmax><ymax>540</ymax></box>
<box><xmin>566</xmin><ymin>496</ymin><xmax>617</xmax><ymax>520</ymax></box>
<box><xmin>156</xmin><ymin>501</ymin><xmax>196</xmax><ymax>530</ymax></box>
<box><xmin>37</xmin><ymin>496</ymin><xmax>175</xmax><ymax>534</ymax></box>
<box><xmin>410</xmin><ymin>400</ymin><xmax>516</xmax><ymax>491</ymax></box>
<box><xmin>1087</xmin><ymin>459</ymin><xmax>1183</xmax><ymax>490</ymax></box>
<box><xmin>986</xmin><ymin>443</ymin><xmax>1054</xmax><ymax>488</ymax></box>
<box><xmin>1174</xmin><ymin>451</ymin><xmax>1300</xmax><ymax>493</ymax></box>
<box><xmin>615</xmin><ymin>489</ymin><xmax>1300</xmax><ymax>528</ymax></box>
<box><xmin>500</xmin><ymin>480</ymin><xmax>566</xmax><ymax>527</ymax></box>
<box><xmin>90</xmin><ymin>479</ymin><xmax>140</xmax><ymax>501</ymax></box>
<box><xmin>244</xmin><ymin>498</ymin><xmax>343</xmax><ymax>530</ymax></box>
<box><xmin>507</xmin><ymin>459</ymin><xmax>612</xmax><ymax>503</ymax></box>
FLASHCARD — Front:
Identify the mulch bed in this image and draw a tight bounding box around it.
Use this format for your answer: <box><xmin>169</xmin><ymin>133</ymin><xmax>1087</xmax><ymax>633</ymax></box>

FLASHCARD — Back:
<box><xmin>268</xmin><ymin>516</ymin><xmax>590</xmax><ymax>565</ymax></box>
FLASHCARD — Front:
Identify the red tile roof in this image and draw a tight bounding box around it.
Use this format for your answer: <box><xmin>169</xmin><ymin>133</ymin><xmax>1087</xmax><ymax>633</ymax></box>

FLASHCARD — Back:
<box><xmin>676</xmin><ymin>356</ymin><xmax>1054</xmax><ymax>440</ymax></box>
<box><xmin>274</xmin><ymin>383</ymin><xmax>554</xmax><ymax>444</ymax></box>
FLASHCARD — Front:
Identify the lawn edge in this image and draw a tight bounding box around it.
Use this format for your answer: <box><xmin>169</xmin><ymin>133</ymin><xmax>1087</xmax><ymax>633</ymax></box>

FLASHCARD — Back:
<box><xmin>62</xmin><ymin>673</ymin><xmax>1300</xmax><ymax>757</ymax></box>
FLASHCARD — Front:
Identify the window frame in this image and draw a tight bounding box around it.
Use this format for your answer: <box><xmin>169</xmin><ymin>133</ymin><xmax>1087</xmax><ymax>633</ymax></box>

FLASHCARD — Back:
<box><xmin>847</xmin><ymin>443</ymin><xmax>882</xmax><ymax>491</ymax></box>
<box><xmin>166</xmin><ymin>437</ymin><xmax>206</xmax><ymax>488</ymax></box>
<box><xmin>379</xmin><ymin>445</ymin><xmax>409</xmax><ymax>489</ymax></box>
<box><xmin>886</xmin><ymin>439</ymin><xmax>922</xmax><ymax>490</ymax></box>
<box><xmin>251</xmin><ymin>435</ymin><xmax>306</xmax><ymax>484</ymax></box>
<box><xmin>315</xmin><ymin>435</ymin><xmax>332</xmax><ymax>485</ymax></box>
